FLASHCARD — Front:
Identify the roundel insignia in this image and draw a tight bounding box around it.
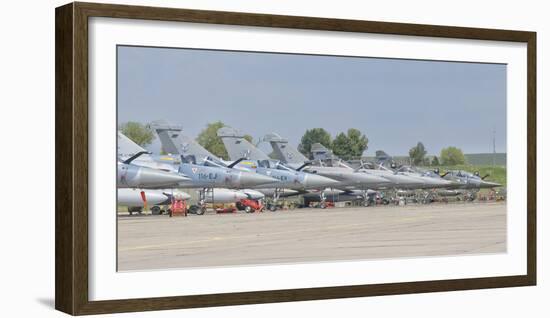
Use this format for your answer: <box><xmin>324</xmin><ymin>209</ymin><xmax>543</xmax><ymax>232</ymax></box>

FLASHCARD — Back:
<box><xmin>191</xmin><ymin>167</ymin><xmax>198</xmax><ymax>174</ymax></box>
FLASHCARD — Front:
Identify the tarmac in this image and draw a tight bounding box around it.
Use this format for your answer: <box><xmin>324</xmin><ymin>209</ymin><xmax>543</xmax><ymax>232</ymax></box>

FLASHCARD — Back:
<box><xmin>117</xmin><ymin>202</ymin><xmax>506</xmax><ymax>271</ymax></box>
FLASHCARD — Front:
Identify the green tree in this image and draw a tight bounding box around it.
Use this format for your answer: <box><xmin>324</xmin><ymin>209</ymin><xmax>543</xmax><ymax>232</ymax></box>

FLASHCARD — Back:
<box><xmin>408</xmin><ymin>142</ymin><xmax>427</xmax><ymax>166</ymax></box>
<box><xmin>118</xmin><ymin>121</ymin><xmax>155</xmax><ymax>146</ymax></box>
<box><xmin>431</xmin><ymin>156</ymin><xmax>440</xmax><ymax>166</ymax></box>
<box><xmin>332</xmin><ymin>133</ymin><xmax>350</xmax><ymax>159</ymax></box>
<box><xmin>332</xmin><ymin>128</ymin><xmax>368</xmax><ymax>160</ymax></box>
<box><xmin>440</xmin><ymin>146</ymin><xmax>466</xmax><ymax>165</ymax></box>
<box><xmin>196</xmin><ymin>121</ymin><xmax>252</xmax><ymax>160</ymax></box>
<box><xmin>298</xmin><ymin>128</ymin><xmax>333</xmax><ymax>159</ymax></box>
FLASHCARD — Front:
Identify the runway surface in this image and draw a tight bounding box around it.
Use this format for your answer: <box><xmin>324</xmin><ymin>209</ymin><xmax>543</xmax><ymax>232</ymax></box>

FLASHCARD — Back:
<box><xmin>117</xmin><ymin>202</ymin><xmax>506</xmax><ymax>271</ymax></box>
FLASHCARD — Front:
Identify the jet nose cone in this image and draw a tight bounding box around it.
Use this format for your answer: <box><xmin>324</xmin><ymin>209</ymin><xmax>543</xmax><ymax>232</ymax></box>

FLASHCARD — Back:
<box><xmin>138</xmin><ymin>168</ymin><xmax>189</xmax><ymax>187</ymax></box>
<box><xmin>239</xmin><ymin>171</ymin><xmax>278</xmax><ymax>186</ymax></box>
<box><xmin>480</xmin><ymin>180</ymin><xmax>502</xmax><ymax>188</ymax></box>
<box><xmin>283</xmin><ymin>189</ymin><xmax>299</xmax><ymax>196</ymax></box>
<box><xmin>305</xmin><ymin>174</ymin><xmax>339</xmax><ymax>188</ymax></box>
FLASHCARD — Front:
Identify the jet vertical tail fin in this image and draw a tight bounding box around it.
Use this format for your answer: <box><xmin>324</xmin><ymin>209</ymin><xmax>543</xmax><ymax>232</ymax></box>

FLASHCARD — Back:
<box><xmin>149</xmin><ymin>120</ymin><xmax>219</xmax><ymax>161</ymax></box>
<box><xmin>375</xmin><ymin>150</ymin><xmax>393</xmax><ymax>164</ymax></box>
<box><xmin>148</xmin><ymin>120</ymin><xmax>182</xmax><ymax>155</ymax></box>
<box><xmin>118</xmin><ymin>132</ymin><xmax>155</xmax><ymax>162</ymax></box>
<box><xmin>263</xmin><ymin>132</ymin><xmax>309</xmax><ymax>164</ymax></box>
<box><xmin>217</xmin><ymin>127</ymin><xmax>270</xmax><ymax>161</ymax></box>
<box><xmin>310</xmin><ymin>143</ymin><xmax>336</xmax><ymax>160</ymax></box>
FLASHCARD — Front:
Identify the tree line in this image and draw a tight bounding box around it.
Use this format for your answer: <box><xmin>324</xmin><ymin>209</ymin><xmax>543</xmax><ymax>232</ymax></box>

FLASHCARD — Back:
<box><xmin>409</xmin><ymin>142</ymin><xmax>465</xmax><ymax>166</ymax></box>
<box><xmin>297</xmin><ymin>128</ymin><xmax>368</xmax><ymax>160</ymax></box>
<box><xmin>119</xmin><ymin>121</ymin><xmax>465</xmax><ymax>165</ymax></box>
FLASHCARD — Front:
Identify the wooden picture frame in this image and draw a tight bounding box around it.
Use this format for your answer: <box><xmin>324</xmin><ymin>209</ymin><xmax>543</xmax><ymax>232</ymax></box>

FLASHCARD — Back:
<box><xmin>55</xmin><ymin>2</ymin><xmax>536</xmax><ymax>315</ymax></box>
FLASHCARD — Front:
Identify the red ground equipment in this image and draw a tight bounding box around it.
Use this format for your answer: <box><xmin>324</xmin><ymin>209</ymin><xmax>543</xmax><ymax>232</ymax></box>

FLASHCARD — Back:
<box><xmin>170</xmin><ymin>196</ymin><xmax>187</xmax><ymax>217</ymax></box>
<box><xmin>238</xmin><ymin>199</ymin><xmax>264</xmax><ymax>213</ymax></box>
<box><xmin>215</xmin><ymin>205</ymin><xmax>237</xmax><ymax>213</ymax></box>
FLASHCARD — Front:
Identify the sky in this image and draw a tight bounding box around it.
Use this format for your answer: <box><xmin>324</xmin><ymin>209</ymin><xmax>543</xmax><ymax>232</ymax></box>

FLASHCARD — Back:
<box><xmin>117</xmin><ymin>45</ymin><xmax>506</xmax><ymax>156</ymax></box>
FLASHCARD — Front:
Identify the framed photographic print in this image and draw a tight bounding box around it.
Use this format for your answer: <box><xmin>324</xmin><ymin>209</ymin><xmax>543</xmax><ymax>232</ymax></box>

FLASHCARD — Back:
<box><xmin>55</xmin><ymin>2</ymin><xmax>536</xmax><ymax>315</ymax></box>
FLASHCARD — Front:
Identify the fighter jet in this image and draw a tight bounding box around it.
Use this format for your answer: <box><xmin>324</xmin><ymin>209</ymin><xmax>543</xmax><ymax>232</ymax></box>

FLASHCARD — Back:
<box><xmin>217</xmin><ymin>126</ymin><xmax>340</xmax><ymax>209</ymax></box>
<box><xmin>372</xmin><ymin>150</ymin><xmax>455</xmax><ymax>189</ymax></box>
<box><xmin>217</xmin><ymin>127</ymin><xmax>339</xmax><ymax>190</ymax></box>
<box><xmin>309</xmin><ymin>144</ymin><xmax>458</xmax><ymax>206</ymax></box>
<box><xmin>118</xmin><ymin>133</ymin><xmax>276</xmax><ymax>189</ymax></box>
<box><xmin>375</xmin><ymin>151</ymin><xmax>502</xmax><ymax>201</ymax></box>
<box><xmin>263</xmin><ymin>132</ymin><xmax>392</xmax><ymax>206</ymax></box>
<box><xmin>118</xmin><ymin>132</ymin><xmax>277</xmax><ymax>214</ymax></box>
<box><xmin>150</xmin><ymin>121</ymin><xmax>306</xmax><ymax>207</ymax></box>
<box><xmin>116</xmin><ymin>152</ymin><xmax>192</xmax><ymax>214</ymax></box>
<box><xmin>438</xmin><ymin>169</ymin><xmax>502</xmax><ymax>189</ymax></box>
<box><xmin>309</xmin><ymin>143</ymin><xmax>431</xmax><ymax>190</ymax></box>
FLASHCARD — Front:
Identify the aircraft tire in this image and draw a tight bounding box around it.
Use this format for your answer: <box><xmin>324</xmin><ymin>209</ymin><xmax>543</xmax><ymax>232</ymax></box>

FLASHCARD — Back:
<box><xmin>151</xmin><ymin>206</ymin><xmax>161</xmax><ymax>215</ymax></box>
<box><xmin>127</xmin><ymin>206</ymin><xmax>143</xmax><ymax>215</ymax></box>
<box><xmin>196</xmin><ymin>206</ymin><xmax>206</xmax><ymax>215</ymax></box>
<box><xmin>245</xmin><ymin>206</ymin><xmax>253</xmax><ymax>213</ymax></box>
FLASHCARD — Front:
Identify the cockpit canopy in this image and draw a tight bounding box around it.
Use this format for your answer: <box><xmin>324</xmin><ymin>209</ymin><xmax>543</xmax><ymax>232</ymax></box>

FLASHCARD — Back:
<box><xmin>257</xmin><ymin>159</ymin><xmax>294</xmax><ymax>171</ymax></box>
<box><xmin>451</xmin><ymin>170</ymin><xmax>481</xmax><ymax>179</ymax></box>
<box><xmin>257</xmin><ymin>159</ymin><xmax>273</xmax><ymax>169</ymax></box>
<box><xmin>181</xmin><ymin>155</ymin><xmax>197</xmax><ymax>164</ymax></box>
<box><xmin>181</xmin><ymin>155</ymin><xmax>226</xmax><ymax>168</ymax></box>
